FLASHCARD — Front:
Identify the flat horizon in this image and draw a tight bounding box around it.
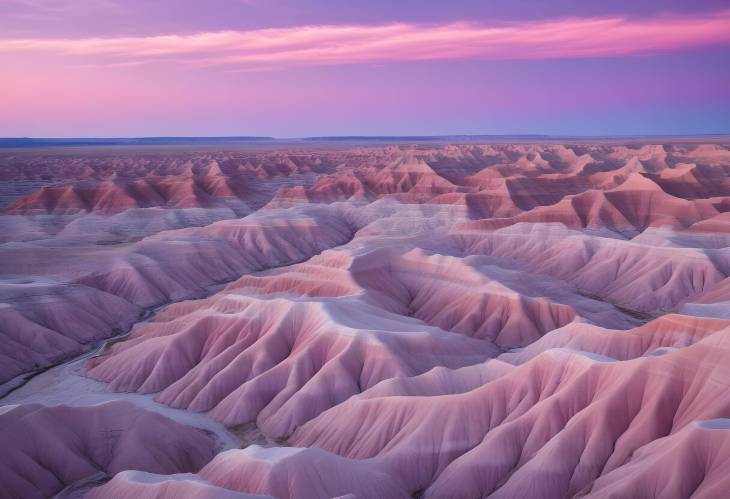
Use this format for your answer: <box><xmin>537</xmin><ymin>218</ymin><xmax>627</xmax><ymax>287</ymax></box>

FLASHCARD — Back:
<box><xmin>3</xmin><ymin>133</ymin><xmax>730</xmax><ymax>141</ymax></box>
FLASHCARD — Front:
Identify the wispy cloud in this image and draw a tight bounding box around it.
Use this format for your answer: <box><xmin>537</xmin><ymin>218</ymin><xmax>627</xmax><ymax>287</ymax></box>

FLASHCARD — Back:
<box><xmin>2</xmin><ymin>10</ymin><xmax>729</xmax><ymax>70</ymax></box>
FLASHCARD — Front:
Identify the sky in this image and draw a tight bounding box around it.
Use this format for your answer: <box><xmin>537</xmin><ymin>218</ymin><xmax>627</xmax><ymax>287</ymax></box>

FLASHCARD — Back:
<box><xmin>1</xmin><ymin>0</ymin><xmax>729</xmax><ymax>137</ymax></box>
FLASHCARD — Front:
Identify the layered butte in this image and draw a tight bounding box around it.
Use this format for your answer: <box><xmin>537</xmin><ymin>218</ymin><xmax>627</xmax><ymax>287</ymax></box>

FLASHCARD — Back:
<box><xmin>1</xmin><ymin>141</ymin><xmax>729</xmax><ymax>498</ymax></box>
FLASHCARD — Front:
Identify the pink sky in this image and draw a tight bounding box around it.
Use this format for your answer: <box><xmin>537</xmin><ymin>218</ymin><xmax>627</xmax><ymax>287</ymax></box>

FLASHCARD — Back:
<box><xmin>1</xmin><ymin>1</ymin><xmax>729</xmax><ymax>137</ymax></box>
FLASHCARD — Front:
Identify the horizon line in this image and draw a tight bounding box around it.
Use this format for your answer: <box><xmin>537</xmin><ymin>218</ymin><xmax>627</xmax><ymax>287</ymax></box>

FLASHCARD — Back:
<box><xmin>3</xmin><ymin>133</ymin><xmax>730</xmax><ymax>141</ymax></box>
<box><xmin>0</xmin><ymin>134</ymin><xmax>729</xmax><ymax>150</ymax></box>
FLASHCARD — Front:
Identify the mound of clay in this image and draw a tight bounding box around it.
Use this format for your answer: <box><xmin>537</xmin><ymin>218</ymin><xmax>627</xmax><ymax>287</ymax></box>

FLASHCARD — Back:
<box><xmin>452</xmin><ymin>222</ymin><xmax>729</xmax><ymax>312</ymax></box>
<box><xmin>87</xmin><ymin>294</ymin><xmax>497</xmax><ymax>438</ymax></box>
<box><xmin>198</xmin><ymin>446</ymin><xmax>409</xmax><ymax>499</ymax></box>
<box><xmin>0</xmin><ymin>279</ymin><xmax>142</xmax><ymax>387</ymax></box>
<box><xmin>90</xmin><ymin>444</ymin><xmax>409</xmax><ymax>499</ymax></box>
<box><xmin>500</xmin><ymin>314</ymin><xmax>730</xmax><ymax>364</ymax></box>
<box><xmin>292</xmin><ymin>330</ymin><xmax>730</xmax><ymax>497</ymax></box>
<box><xmin>0</xmin><ymin>401</ymin><xmax>216</xmax><ymax>499</ymax></box>
<box><xmin>0</xmin><ymin>205</ymin><xmax>353</xmax><ymax>385</ymax></box>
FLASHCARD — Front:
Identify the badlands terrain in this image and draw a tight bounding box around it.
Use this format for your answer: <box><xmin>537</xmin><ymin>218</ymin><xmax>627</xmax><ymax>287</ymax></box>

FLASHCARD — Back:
<box><xmin>1</xmin><ymin>140</ymin><xmax>730</xmax><ymax>498</ymax></box>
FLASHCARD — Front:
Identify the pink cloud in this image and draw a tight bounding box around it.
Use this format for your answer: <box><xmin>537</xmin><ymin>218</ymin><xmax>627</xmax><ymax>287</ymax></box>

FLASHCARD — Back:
<box><xmin>1</xmin><ymin>10</ymin><xmax>729</xmax><ymax>70</ymax></box>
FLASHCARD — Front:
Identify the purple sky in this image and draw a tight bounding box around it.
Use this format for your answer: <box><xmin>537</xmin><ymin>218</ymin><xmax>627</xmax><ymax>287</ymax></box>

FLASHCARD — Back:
<box><xmin>1</xmin><ymin>0</ymin><xmax>729</xmax><ymax>137</ymax></box>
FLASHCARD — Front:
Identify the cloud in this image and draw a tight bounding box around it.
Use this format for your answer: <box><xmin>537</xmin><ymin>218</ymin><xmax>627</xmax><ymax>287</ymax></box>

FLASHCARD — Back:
<box><xmin>1</xmin><ymin>10</ymin><xmax>729</xmax><ymax>70</ymax></box>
